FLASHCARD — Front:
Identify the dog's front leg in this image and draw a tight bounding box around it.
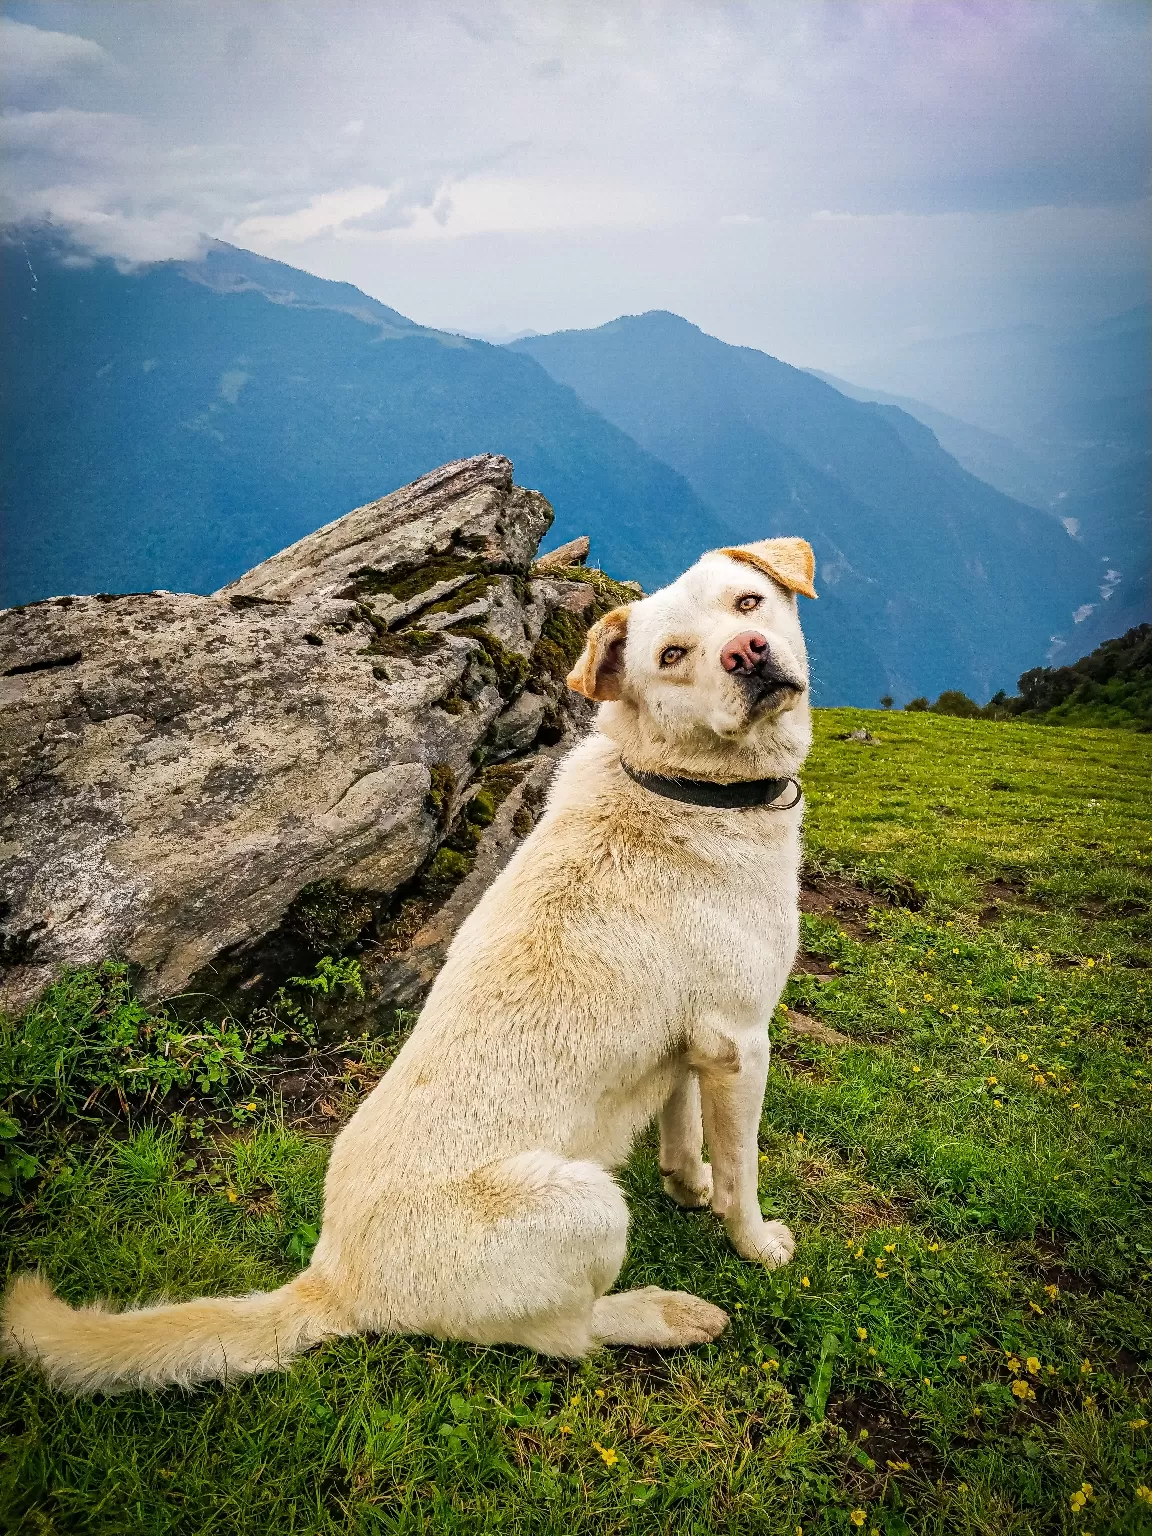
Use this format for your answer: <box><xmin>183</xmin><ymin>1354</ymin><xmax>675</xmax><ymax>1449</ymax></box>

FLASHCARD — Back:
<box><xmin>692</xmin><ymin>1026</ymin><xmax>795</xmax><ymax>1268</ymax></box>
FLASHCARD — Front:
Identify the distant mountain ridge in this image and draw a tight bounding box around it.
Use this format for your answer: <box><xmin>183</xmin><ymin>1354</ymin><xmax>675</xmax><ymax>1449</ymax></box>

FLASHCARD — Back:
<box><xmin>820</xmin><ymin>309</ymin><xmax>1150</xmax><ymax>658</ymax></box>
<box><xmin>0</xmin><ymin>232</ymin><xmax>1117</xmax><ymax>705</ymax></box>
<box><xmin>1</xmin><ymin>231</ymin><xmax>725</xmax><ymax>608</ymax></box>
<box><xmin>512</xmin><ymin>312</ymin><xmax>1099</xmax><ymax>704</ymax></box>
<box><xmin>804</xmin><ymin>369</ymin><xmax>1054</xmax><ymax>510</ymax></box>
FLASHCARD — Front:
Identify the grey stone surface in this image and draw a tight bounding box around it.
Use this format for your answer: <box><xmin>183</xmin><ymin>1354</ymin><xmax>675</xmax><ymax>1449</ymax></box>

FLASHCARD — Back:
<box><xmin>0</xmin><ymin>455</ymin><xmax>567</xmax><ymax>1012</ymax></box>
<box><xmin>534</xmin><ymin>535</ymin><xmax>590</xmax><ymax>572</ymax></box>
<box><xmin>487</xmin><ymin>690</ymin><xmax>548</xmax><ymax>759</ymax></box>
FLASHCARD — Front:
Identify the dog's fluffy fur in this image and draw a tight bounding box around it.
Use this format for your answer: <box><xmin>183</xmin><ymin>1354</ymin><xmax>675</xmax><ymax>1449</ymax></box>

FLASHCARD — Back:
<box><xmin>2</xmin><ymin>538</ymin><xmax>816</xmax><ymax>1393</ymax></box>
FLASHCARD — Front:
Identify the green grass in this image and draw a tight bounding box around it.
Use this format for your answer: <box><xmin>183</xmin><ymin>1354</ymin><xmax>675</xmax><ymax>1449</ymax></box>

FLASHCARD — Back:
<box><xmin>2</xmin><ymin>709</ymin><xmax>1151</xmax><ymax>1534</ymax></box>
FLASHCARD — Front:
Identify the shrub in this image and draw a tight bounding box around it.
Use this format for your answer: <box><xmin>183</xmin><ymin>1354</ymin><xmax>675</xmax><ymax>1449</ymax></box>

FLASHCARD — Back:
<box><xmin>905</xmin><ymin>696</ymin><xmax>929</xmax><ymax>712</ymax></box>
<box><xmin>931</xmin><ymin>690</ymin><xmax>982</xmax><ymax>718</ymax></box>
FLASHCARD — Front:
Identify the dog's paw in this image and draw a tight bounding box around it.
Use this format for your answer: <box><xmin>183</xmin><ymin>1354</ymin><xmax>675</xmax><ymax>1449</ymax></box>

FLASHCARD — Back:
<box><xmin>651</xmin><ymin>1289</ymin><xmax>729</xmax><ymax>1345</ymax></box>
<box><xmin>734</xmin><ymin>1219</ymin><xmax>796</xmax><ymax>1268</ymax></box>
<box><xmin>662</xmin><ymin>1162</ymin><xmax>713</xmax><ymax>1210</ymax></box>
<box><xmin>592</xmin><ymin>1287</ymin><xmax>728</xmax><ymax>1348</ymax></box>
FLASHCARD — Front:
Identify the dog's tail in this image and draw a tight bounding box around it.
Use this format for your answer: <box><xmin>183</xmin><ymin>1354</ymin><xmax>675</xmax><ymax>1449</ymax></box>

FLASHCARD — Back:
<box><xmin>1</xmin><ymin>1268</ymin><xmax>348</xmax><ymax>1395</ymax></box>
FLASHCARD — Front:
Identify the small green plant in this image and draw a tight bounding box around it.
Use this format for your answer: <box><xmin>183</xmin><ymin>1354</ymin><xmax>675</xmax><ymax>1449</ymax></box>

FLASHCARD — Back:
<box><xmin>0</xmin><ymin>1109</ymin><xmax>38</xmax><ymax>1197</ymax></box>
<box><xmin>285</xmin><ymin>956</ymin><xmax>364</xmax><ymax>1000</ymax></box>
<box><xmin>287</xmin><ymin>1220</ymin><xmax>320</xmax><ymax>1266</ymax></box>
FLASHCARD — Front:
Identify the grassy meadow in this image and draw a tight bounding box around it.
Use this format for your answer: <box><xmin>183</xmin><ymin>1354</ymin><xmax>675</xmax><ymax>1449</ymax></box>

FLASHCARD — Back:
<box><xmin>2</xmin><ymin>708</ymin><xmax>1150</xmax><ymax>1535</ymax></box>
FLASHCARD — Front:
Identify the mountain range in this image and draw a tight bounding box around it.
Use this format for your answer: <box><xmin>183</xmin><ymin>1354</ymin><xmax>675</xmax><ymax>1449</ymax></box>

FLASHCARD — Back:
<box><xmin>511</xmin><ymin>314</ymin><xmax>1100</xmax><ymax>703</ymax></box>
<box><xmin>808</xmin><ymin>308</ymin><xmax>1150</xmax><ymax>661</ymax></box>
<box><xmin>2</xmin><ymin>230</ymin><xmax>1134</xmax><ymax>706</ymax></box>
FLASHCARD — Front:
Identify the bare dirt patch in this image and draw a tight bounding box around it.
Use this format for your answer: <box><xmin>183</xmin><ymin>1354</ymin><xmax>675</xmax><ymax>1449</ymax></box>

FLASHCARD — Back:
<box><xmin>786</xmin><ymin>1009</ymin><xmax>848</xmax><ymax>1046</ymax></box>
<box><xmin>827</xmin><ymin>1388</ymin><xmax>943</xmax><ymax>1494</ymax></box>
<box><xmin>979</xmin><ymin>877</ymin><xmax>1051</xmax><ymax>924</ymax></box>
<box><xmin>799</xmin><ymin>873</ymin><xmax>899</xmax><ymax>939</ymax></box>
<box><xmin>792</xmin><ymin>950</ymin><xmax>836</xmax><ymax>978</ymax></box>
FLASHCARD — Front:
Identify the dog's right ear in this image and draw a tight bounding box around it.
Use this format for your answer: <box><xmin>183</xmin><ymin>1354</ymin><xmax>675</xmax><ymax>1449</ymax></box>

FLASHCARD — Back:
<box><xmin>567</xmin><ymin>605</ymin><xmax>631</xmax><ymax>700</ymax></box>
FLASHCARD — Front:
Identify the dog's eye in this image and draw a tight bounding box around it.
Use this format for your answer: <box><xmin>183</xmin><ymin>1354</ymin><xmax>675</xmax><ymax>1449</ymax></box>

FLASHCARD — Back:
<box><xmin>659</xmin><ymin>646</ymin><xmax>687</xmax><ymax>668</ymax></box>
<box><xmin>736</xmin><ymin>593</ymin><xmax>762</xmax><ymax>613</ymax></box>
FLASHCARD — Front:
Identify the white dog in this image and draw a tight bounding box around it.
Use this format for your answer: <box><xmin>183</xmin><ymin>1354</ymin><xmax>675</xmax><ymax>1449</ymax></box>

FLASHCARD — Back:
<box><xmin>2</xmin><ymin>536</ymin><xmax>817</xmax><ymax>1393</ymax></box>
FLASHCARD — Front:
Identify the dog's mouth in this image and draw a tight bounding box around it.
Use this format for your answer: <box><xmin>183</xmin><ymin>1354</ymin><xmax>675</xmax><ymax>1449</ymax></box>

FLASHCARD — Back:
<box><xmin>738</xmin><ymin>669</ymin><xmax>805</xmax><ymax>715</ymax></box>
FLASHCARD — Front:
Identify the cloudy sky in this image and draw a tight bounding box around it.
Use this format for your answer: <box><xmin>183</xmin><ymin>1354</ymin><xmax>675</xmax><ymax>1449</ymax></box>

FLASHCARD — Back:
<box><xmin>2</xmin><ymin>1</ymin><xmax>1148</xmax><ymax>370</ymax></box>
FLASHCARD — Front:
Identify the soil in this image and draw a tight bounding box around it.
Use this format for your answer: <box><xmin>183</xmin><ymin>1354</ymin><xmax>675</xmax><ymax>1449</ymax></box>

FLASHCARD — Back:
<box><xmin>826</xmin><ymin>1387</ymin><xmax>943</xmax><ymax>1494</ymax></box>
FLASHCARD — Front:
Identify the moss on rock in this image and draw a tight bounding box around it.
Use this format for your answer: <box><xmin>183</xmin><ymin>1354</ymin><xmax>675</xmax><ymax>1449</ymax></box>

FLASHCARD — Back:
<box><xmin>448</xmin><ymin>624</ymin><xmax>530</xmax><ymax>700</ymax></box>
<box><xmin>425</xmin><ymin>763</ymin><xmax>456</xmax><ymax>829</ymax></box>
<box><xmin>285</xmin><ymin>879</ymin><xmax>374</xmax><ymax>956</ymax></box>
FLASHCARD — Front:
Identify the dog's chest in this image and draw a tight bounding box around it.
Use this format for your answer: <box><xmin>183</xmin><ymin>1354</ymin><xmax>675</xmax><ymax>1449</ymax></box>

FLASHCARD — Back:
<box><xmin>676</xmin><ymin>820</ymin><xmax>800</xmax><ymax>996</ymax></box>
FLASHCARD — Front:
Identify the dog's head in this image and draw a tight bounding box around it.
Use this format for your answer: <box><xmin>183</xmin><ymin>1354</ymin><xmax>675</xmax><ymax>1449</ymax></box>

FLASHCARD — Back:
<box><xmin>567</xmin><ymin>538</ymin><xmax>816</xmax><ymax>779</ymax></box>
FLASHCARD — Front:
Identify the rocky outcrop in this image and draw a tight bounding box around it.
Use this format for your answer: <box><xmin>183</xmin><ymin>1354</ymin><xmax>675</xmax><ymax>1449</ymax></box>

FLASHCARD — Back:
<box><xmin>534</xmin><ymin>536</ymin><xmax>590</xmax><ymax>573</ymax></box>
<box><xmin>0</xmin><ymin>455</ymin><xmax>626</xmax><ymax>1017</ymax></box>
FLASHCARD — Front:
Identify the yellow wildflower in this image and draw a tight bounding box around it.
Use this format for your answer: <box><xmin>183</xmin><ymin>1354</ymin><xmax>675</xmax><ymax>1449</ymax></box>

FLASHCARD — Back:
<box><xmin>1044</xmin><ymin>1284</ymin><xmax>1058</xmax><ymax>1298</ymax></box>
<box><xmin>1137</xmin><ymin>1484</ymin><xmax>1152</xmax><ymax>1504</ymax></box>
<box><xmin>857</xmin><ymin>1327</ymin><xmax>868</xmax><ymax>1340</ymax></box>
<box><xmin>1128</xmin><ymin>1419</ymin><xmax>1148</xmax><ymax>1429</ymax></box>
<box><xmin>849</xmin><ymin>1512</ymin><xmax>866</xmax><ymax>1528</ymax></box>
<box><xmin>1029</xmin><ymin>1302</ymin><xmax>1044</xmax><ymax>1314</ymax></box>
<box><xmin>765</xmin><ymin>1358</ymin><xmax>779</xmax><ymax>1370</ymax></box>
<box><xmin>800</xmin><ymin>1276</ymin><xmax>810</xmax><ymax>1288</ymax></box>
<box><xmin>227</xmin><ymin>1190</ymin><xmax>238</xmax><ymax>1203</ymax></box>
<box><xmin>1011</xmin><ymin>1380</ymin><xmax>1034</xmax><ymax>1400</ymax></box>
<box><xmin>1081</xmin><ymin>1359</ymin><xmax>1092</xmax><ymax>1374</ymax></box>
<box><xmin>927</xmin><ymin>1242</ymin><xmax>940</xmax><ymax>1251</ymax></box>
<box><xmin>1026</xmin><ymin>1357</ymin><xmax>1040</xmax><ymax>1374</ymax></box>
<box><xmin>593</xmin><ymin>1442</ymin><xmax>618</xmax><ymax>1467</ymax></box>
<box><xmin>883</xmin><ymin>1242</ymin><xmax>896</xmax><ymax>1253</ymax></box>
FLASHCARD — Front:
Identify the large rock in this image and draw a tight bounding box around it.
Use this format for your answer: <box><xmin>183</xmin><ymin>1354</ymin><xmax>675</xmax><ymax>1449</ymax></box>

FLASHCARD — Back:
<box><xmin>0</xmin><ymin>457</ymin><xmax>611</xmax><ymax>1014</ymax></box>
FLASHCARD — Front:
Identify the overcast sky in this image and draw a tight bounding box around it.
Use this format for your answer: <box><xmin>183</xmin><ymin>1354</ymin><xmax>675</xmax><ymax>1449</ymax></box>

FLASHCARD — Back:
<box><xmin>2</xmin><ymin>1</ymin><xmax>1148</xmax><ymax>371</ymax></box>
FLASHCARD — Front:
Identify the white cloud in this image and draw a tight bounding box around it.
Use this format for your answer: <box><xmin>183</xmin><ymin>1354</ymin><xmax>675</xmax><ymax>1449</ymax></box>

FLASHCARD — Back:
<box><xmin>0</xmin><ymin>3</ymin><xmax>1147</xmax><ymax>357</ymax></box>
<box><xmin>0</xmin><ymin>17</ymin><xmax>111</xmax><ymax>88</ymax></box>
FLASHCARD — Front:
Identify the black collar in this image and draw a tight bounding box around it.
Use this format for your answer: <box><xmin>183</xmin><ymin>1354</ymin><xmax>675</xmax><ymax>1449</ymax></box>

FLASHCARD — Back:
<box><xmin>621</xmin><ymin>760</ymin><xmax>802</xmax><ymax>810</ymax></box>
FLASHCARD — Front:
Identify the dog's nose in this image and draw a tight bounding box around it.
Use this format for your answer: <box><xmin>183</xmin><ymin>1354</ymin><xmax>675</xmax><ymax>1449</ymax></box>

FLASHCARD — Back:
<box><xmin>720</xmin><ymin>630</ymin><xmax>770</xmax><ymax>675</ymax></box>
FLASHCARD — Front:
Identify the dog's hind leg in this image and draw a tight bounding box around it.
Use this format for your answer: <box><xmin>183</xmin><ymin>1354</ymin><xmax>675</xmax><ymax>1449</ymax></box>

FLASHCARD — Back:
<box><xmin>659</xmin><ymin>1064</ymin><xmax>714</xmax><ymax>1209</ymax></box>
<box><xmin>432</xmin><ymin>1152</ymin><xmax>726</xmax><ymax>1356</ymax></box>
<box><xmin>429</xmin><ymin>1151</ymin><xmax>628</xmax><ymax>1357</ymax></box>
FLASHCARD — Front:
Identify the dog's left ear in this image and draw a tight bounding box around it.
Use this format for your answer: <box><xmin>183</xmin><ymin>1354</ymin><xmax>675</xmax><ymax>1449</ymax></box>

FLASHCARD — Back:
<box><xmin>567</xmin><ymin>605</ymin><xmax>631</xmax><ymax>700</ymax></box>
<box><xmin>720</xmin><ymin>537</ymin><xmax>817</xmax><ymax>599</ymax></box>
